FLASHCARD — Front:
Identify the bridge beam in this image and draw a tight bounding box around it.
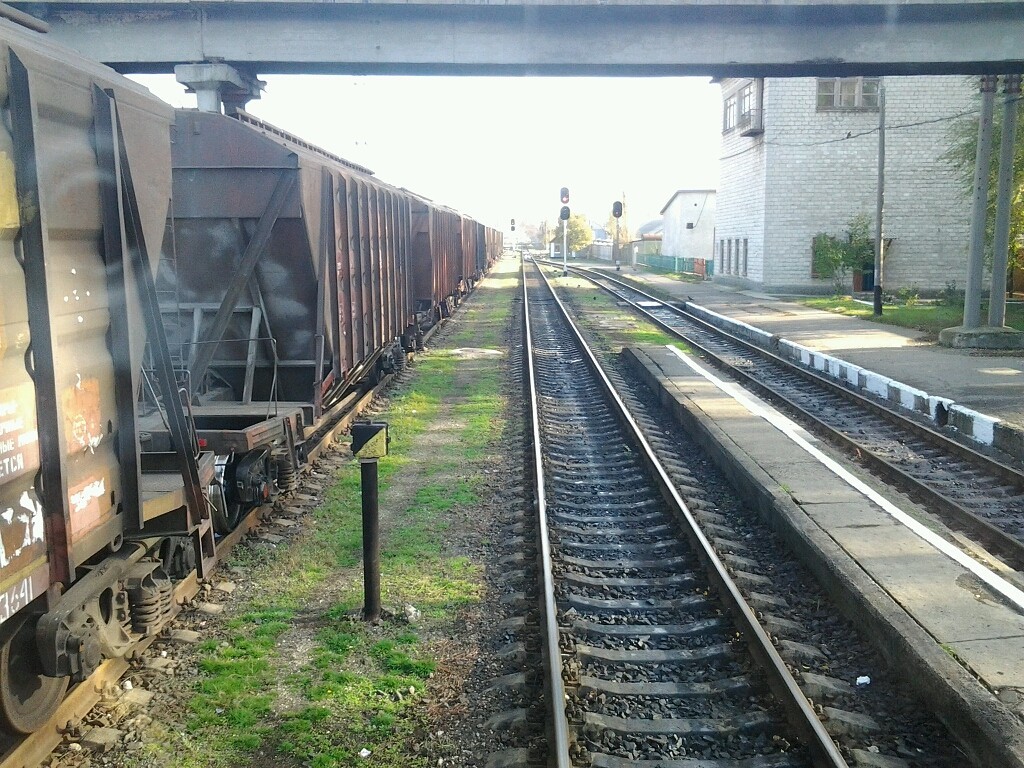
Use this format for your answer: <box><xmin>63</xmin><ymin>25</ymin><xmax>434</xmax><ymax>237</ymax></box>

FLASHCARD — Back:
<box><xmin>11</xmin><ymin>1</ymin><xmax>1024</xmax><ymax>77</ymax></box>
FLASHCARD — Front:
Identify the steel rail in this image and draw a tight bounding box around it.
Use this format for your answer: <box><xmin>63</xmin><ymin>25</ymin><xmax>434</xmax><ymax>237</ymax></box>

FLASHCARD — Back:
<box><xmin>529</xmin><ymin>259</ymin><xmax>848</xmax><ymax>768</ymax></box>
<box><xmin>522</xmin><ymin>259</ymin><xmax>572</xmax><ymax>768</ymax></box>
<box><xmin>555</xmin><ymin>261</ymin><xmax>1024</xmax><ymax>571</ymax></box>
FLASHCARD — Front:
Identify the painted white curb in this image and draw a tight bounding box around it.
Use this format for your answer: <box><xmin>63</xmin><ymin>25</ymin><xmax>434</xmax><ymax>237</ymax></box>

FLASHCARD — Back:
<box><xmin>683</xmin><ymin>300</ymin><xmax>1015</xmax><ymax>452</ymax></box>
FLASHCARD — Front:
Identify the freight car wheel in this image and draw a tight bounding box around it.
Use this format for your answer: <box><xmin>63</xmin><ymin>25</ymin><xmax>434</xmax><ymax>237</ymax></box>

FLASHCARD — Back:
<box><xmin>0</xmin><ymin>614</ymin><xmax>69</xmax><ymax>734</ymax></box>
<box><xmin>209</xmin><ymin>482</ymin><xmax>245</xmax><ymax>535</ymax></box>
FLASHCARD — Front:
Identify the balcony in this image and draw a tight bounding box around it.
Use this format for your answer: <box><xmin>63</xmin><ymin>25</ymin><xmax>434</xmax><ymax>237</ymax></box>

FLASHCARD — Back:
<box><xmin>737</xmin><ymin>108</ymin><xmax>764</xmax><ymax>137</ymax></box>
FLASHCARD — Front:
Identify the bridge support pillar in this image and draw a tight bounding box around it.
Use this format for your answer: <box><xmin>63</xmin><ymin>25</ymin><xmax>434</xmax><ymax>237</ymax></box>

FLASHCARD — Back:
<box><xmin>174</xmin><ymin>62</ymin><xmax>264</xmax><ymax>114</ymax></box>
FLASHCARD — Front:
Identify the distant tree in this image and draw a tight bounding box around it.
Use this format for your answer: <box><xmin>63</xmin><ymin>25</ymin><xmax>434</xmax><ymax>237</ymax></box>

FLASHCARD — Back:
<box><xmin>942</xmin><ymin>85</ymin><xmax>1023</xmax><ymax>270</ymax></box>
<box><xmin>604</xmin><ymin>212</ymin><xmax>631</xmax><ymax>250</ymax></box>
<box><xmin>558</xmin><ymin>214</ymin><xmax>593</xmax><ymax>254</ymax></box>
<box><xmin>523</xmin><ymin>222</ymin><xmax>549</xmax><ymax>248</ymax></box>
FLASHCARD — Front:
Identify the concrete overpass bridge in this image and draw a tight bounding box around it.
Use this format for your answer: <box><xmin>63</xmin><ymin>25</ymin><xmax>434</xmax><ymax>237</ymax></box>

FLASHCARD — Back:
<box><xmin>9</xmin><ymin>0</ymin><xmax>1022</xmax><ymax>346</ymax></box>
<box><xmin>9</xmin><ymin>0</ymin><xmax>1024</xmax><ymax>82</ymax></box>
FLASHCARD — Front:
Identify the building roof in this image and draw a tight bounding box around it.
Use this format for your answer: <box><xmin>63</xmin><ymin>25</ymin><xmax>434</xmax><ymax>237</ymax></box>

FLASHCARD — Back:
<box><xmin>660</xmin><ymin>189</ymin><xmax>717</xmax><ymax>215</ymax></box>
<box><xmin>635</xmin><ymin>219</ymin><xmax>663</xmax><ymax>240</ymax></box>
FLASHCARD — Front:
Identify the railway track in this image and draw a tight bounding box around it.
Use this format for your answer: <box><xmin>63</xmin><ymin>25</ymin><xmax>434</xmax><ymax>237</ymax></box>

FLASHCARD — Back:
<box><xmin>553</xmin><ymin>262</ymin><xmax>1024</xmax><ymax>573</ymax></box>
<box><xmin>523</xmin><ymin>259</ymin><xmax>847</xmax><ymax>767</ymax></box>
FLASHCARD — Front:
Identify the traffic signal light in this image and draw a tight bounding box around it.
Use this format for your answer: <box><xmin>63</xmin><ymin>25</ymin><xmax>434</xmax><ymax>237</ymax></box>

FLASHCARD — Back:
<box><xmin>560</xmin><ymin>187</ymin><xmax>569</xmax><ymax>204</ymax></box>
<box><xmin>612</xmin><ymin>201</ymin><xmax>623</xmax><ymax>218</ymax></box>
<box><xmin>559</xmin><ymin>206</ymin><xmax>570</xmax><ymax>221</ymax></box>
<box><xmin>510</xmin><ymin>218</ymin><xmax>515</xmax><ymax>232</ymax></box>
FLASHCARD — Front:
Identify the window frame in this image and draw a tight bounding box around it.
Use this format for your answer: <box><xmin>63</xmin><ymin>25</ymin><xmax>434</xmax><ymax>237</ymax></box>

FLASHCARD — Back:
<box><xmin>739</xmin><ymin>83</ymin><xmax>755</xmax><ymax>120</ymax></box>
<box><xmin>816</xmin><ymin>77</ymin><xmax>881</xmax><ymax>111</ymax></box>
<box><xmin>723</xmin><ymin>94</ymin><xmax>737</xmax><ymax>132</ymax></box>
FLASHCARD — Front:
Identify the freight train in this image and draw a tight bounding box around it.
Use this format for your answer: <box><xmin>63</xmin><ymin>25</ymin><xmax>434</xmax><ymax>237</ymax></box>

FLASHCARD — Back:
<box><xmin>0</xmin><ymin>18</ymin><xmax>500</xmax><ymax>736</ymax></box>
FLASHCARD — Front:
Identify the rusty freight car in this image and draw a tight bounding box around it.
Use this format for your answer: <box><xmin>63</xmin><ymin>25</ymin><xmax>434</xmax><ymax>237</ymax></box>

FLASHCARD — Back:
<box><xmin>410</xmin><ymin>198</ymin><xmax>466</xmax><ymax>328</ymax></box>
<box><xmin>153</xmin><ymin>109</ymin><xmax>423</xmax><ymax>532</ymax></box>
<box><xmin>0</xmin><ymin>19</ymin><xmax>214</xmax><ymax>734</ymax></box>
<box><xmin>407</xmin><ymin>198</ymin><xmax>502</xmax><ymax>333</ymax></box>
<box><xmin>0</xmin><ymin>13</ymin><xmax>503</xmax><ymax>740</ymax></box>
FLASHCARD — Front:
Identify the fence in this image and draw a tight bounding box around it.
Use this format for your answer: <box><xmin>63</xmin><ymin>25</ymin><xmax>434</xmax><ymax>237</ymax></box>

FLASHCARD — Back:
<box><xmin>637</xmin><ymin>252</ymin><xmax>714</xmax><ymax>279</ymax></box>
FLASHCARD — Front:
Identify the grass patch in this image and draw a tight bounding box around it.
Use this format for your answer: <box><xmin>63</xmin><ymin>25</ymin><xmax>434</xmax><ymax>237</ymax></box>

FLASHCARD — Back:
<box><xmin>186</xmin><ymin>606</ymin><xmax>295</xmax><ymax>756</ymax></box>
<box><xmin>560</xmin><ymin>276</ymin><xmax>693</xmax><ymax>354</ymax></box>
<box><xmin>799</xmin><ymin>296</ymin><xmax>1024</xmax><ymax>338</ymax></box>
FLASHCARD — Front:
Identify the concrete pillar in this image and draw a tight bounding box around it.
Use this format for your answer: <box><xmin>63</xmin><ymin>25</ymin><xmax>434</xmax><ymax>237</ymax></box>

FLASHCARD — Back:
<box><xmin>963</xmin><ymin>75</ymin><xmax>997</xmax><ymax>330</ymax></box>
<box><xmin>988</xmin><ymin>74</ymin><xmax>1022</xmax><ymax>328</ymax></box>
<box><xmin>174</xmin><ymin>62</ymin><xmax>264</xmax><ymax>115</ymax></box>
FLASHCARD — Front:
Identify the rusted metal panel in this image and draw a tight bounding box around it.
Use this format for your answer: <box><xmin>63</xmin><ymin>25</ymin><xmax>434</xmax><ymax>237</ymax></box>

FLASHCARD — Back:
<box><xmin>314</xmin><ymin>168</ymin><xmax>335</xmax><ymax>417</ymax></box>
<box><xmin>381</xmin><ymin>190</ymin><xmax>394</xmax><ymax>343</ymax></box>
<box><xmin>368</xmin><ymin>185</ymin><xmax>382</xmax><ymax>348</ymax></box>
<box><xmin>346</xmin><ymin>173</ymin><xmax>365</xmax><ymax>368</ymax></box>
<box><xmin>334</xmin><ymin>172</ymin><xmax>355</xmax><ymax>374</ymax></box>
<box><xmin>0</xmin><ymin>21</ymin><xmax>173</xmax><ymax>618</ymax></box>
<box><xmin>358</xmin><ymin>180</ymin><xmax>373</xmax><ymax>361</ymax></box>
<box><xmin>396</xmin><ymin>196</ymin><xmax>410</xmax><ymax>334</ymax></box>
<box><xmin>410</xmin><ymin>199</ymin><xmax>434</xmax><ymax>309</ymax></box>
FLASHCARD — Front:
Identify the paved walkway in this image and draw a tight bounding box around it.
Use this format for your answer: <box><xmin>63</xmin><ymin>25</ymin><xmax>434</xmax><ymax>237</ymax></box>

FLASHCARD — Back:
<box><xmin>629</xmin><ymin>343</ymin><xmax>1024</xmax><ymax>768</ymax></box>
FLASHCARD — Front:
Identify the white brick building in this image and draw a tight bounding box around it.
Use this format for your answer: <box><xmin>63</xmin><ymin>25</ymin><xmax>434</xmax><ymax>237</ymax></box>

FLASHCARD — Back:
<box><xmin>661</xmin><ymin>189</ymin><xmax>717</xmax><ymax>263</ymax></box>
<box><xmin>716</xmin><ymin>76</ymin><xmax>974</xmax><ymax>292</ymax></box>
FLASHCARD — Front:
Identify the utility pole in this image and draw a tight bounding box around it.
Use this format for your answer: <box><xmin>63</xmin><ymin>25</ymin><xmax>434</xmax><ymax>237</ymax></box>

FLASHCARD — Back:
<box><xmin>988</xmin><ymin>74</ymin><xmax>1021</xmax><ymax>328</ymax></box>
<box><xmin>562</xmin><ymin>219</ymin><xmax>568</xmax><ymax>276</ymax></box>
<box><xmin>963</xmin><ymin>75</ymin><xmax>998</xmax><ymax>330</ymax></box>
<box><xmin>873</xmin><ymin>85</ymin><xmax>886</xmax><ymax>316</ymax></box>
<box><xmin>559</xmin><ymin>187</ymin><xmax>570</xmax><ymax>276</ymax></box>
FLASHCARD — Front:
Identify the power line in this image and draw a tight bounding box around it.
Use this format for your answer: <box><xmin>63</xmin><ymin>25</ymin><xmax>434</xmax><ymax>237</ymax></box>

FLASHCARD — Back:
<box><xmin>718</xmin><ymin>105</ymin><xmax>985</xmax><ymax>160</ymax></box>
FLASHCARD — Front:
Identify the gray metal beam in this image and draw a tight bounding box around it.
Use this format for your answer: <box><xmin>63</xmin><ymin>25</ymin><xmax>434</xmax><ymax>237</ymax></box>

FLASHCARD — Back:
<box><xmin>12</xmin><ymin>0</ymin><xmax>1024</xmax><ymax>76</ymax></box>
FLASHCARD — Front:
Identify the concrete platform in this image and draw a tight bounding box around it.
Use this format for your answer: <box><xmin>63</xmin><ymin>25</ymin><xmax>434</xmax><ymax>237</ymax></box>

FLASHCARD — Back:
<box><xmin>587</xmin><ymin>264</ymin><xmax>1024</xmax><ymax>446</ymax></box>
<box><xmin>626</xmin><ymin>343</ymin><xmax>1024</xmax><ymax>768</ymax></box>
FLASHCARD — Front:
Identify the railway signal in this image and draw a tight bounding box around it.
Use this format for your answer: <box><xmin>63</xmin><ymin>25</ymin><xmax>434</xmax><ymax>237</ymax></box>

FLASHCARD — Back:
<box><xmin>612</xmin><ymin>200</ymin><xmax>623</xmax><ymax>269</ymax></box>
<box><xmin>510</xmin><ymin>218</ymin><xmax>515</xmax><ymax>232</ymax></box>
<box><xmin>559</xmin><ymin>188</ymin><xmax>571</xmax><ymax>276</ymax></box>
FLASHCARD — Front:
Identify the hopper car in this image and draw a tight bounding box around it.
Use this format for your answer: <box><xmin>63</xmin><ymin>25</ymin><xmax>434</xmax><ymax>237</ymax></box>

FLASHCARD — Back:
<box><xmin>0</xmin><ymin>16</ymin><xmax>501</xmax><ymax>739</ymax></box>
<box><xmin>149</xmin><ymin>108</ymin><xmax>501</xmax><ymax>534</ymax></box>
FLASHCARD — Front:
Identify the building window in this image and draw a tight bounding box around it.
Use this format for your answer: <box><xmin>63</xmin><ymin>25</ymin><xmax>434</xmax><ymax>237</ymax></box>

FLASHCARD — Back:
<box><xmin>816</xmin><ymin>77</ymin><xmax>881</xmax><ymax>110</ymax></box>
<box><xmin>723</xmin><ymin>95</ymin><xmax>737</xmax><ymax>132</ymax></box>
<box><xmin>739</xmin><ymin>83</ymin><xmax>755</xmax><ymax>120</ymax></box>
<box><xmin>719</xmin><ymin>239</ymin><xmax>725</xmax><ymax>272</ymax></box>
<box><xmin>742</xmin><ymin>239</ymin><xmax>748</xmax><ymax>276</ymax></box>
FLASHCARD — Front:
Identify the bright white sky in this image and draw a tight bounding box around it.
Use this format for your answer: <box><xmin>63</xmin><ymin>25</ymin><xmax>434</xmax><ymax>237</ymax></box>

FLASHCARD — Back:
<box><xmin>131</xmin><ymin>74</ymin><xmax>722</xmax><ymax>239</ymax></box>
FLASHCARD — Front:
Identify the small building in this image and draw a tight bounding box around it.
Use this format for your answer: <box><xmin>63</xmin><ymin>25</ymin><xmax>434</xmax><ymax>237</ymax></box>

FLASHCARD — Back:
<box><xmin>586</xmin><ymin>224</ymin><xmax>613</xmax><ymax>260</ymax></box>
<box><xmin>715</xmin><ymin>76</ymin><xmax>974</xmax><ymax>292</ymax></box>
<box><xmin>661</xmin><ymin>189</ymin><xmax>716</xmax><ymax>276</ymax></box>
<box><xmin>629</xmin><ymin>220</ymin><xmax>664</xmax><ymax>266</ymax></box>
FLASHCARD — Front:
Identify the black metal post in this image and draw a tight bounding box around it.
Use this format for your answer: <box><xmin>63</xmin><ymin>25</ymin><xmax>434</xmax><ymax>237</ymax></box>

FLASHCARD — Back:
<box><xmin>872</xmin><ymin>85</ymin><xmax>886</xmax><ymax>317</ymax></box>
<box><xmin>361</xmin><ymin>459</ymin><xmax>381</xmax><ymax>622</ymax></box>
